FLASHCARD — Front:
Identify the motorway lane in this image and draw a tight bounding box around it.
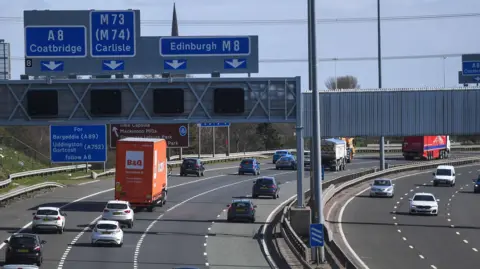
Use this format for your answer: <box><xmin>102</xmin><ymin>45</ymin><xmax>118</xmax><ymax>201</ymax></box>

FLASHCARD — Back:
<box><xmin>340</xmin><ymin>164</ymin><xmax>480</xmax><ymax>269</ymax></box>
<box><xmin>0</xmin><ymin>155</ymin><xmax>406</xmax><ymax>268</ymax></box>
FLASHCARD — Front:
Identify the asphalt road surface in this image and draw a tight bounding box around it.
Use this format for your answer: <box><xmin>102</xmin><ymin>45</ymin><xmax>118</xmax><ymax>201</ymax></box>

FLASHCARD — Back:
<box><xmin>0</xmin><ymin>153</ymin><xmax>465</xmax><ymax>269</ymax></box>
<box><xmin>336</xmin><ymin>163</ymin><xmax>480</xmax><ymax>269</ymax></box>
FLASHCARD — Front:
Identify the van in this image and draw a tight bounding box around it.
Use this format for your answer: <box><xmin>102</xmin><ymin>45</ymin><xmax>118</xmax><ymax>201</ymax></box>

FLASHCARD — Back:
<box><xmin>432</xmin><ymin>165</ymin><xmax>455</xmax><ymax>187</ymax></box>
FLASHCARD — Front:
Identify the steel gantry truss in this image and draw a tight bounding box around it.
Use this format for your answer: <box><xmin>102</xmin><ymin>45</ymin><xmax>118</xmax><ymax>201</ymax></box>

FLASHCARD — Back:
<box><xmin>0</xmin><ymin>77</ymin><xmax>300</xmax><ymax>126</ymax></box>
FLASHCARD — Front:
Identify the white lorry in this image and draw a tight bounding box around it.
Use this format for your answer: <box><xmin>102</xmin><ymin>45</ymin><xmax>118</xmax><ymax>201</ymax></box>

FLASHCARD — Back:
<box><xmin>321</xmin><ymin>138</ymin><xmax>347</xmax><ymax>171</ymax></box>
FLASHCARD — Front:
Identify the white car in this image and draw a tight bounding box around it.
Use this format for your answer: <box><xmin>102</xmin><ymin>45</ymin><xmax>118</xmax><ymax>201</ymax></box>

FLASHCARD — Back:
<box><xmin>102</xmin><ymin>200</ymin><xmax>134</xmax><ymax>228</ymax></box>
<box><xmin>2</xmin><ymin>265</ymin><xmax>40</xmax><ymax>269</ymax></box>
<box><xmin>369</xmin><ymin>178</ymin><xmax>395</xmax><ymax>198</ymax></box>
<box><xmin>31</xmin><ymin>207</ymin><xmax>67</xmax><ymax>234</ymax></box>
<box><xmin>409</xmin><ymin>192</ymin><xmax>439</xmax><ymax>216</ymax></box>
<box><xmin>91</xmin><ymin>220</ymin><xmax>124</xmax><ymax>246</ymax></box>
<box><xmin>432</xmin><ymin>165</ymin><xmax>456</xmax><ymax>187</ymax></box>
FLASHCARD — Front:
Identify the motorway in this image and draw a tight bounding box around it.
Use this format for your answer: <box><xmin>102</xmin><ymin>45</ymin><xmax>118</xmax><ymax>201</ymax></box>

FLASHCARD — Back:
<box><xmin>0</xmin><ymin>154</ymin><xmax>461</xmax><ymax>269</ymax></box>
<box><xmin>334</xmin><ymin>162</ymin><xmax>480</xmax><ymax>269</ymax></box>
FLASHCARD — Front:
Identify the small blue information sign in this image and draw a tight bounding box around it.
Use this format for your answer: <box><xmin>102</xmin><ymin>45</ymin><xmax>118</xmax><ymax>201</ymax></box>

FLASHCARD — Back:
<box><xmin>90</xmin><ymin>10</ymin><xmax>136</xmax><ymax>57</ymax></box>
<box><xmin>50</xmin><ymin>125</ymin><xmax>107</xmax><ymax>163</ymax></box>
<box><xmin>159</xmin><ymin>36</ymin><xmax>251</xmax><ymax>57</ymax></box>
<box><xmin>25</xmin><ymin>26</ymin><xmax>87</xmax><ymax>58</ymax></box>
<box><xmin>310</xmin><ymin>223</ymin><xmax>324</xmax><ymax>247</ymax></box>
<box><xmin>200</xmin><ymin>122</ymin><xmax>231</xmax><ymax>127</ymax></box>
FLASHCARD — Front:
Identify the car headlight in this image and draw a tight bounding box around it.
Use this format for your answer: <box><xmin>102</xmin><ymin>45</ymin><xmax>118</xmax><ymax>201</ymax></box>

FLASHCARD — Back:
<box><xmin>476</xmin><ymin>185</ymin><xmax>478</xmax><ymax>187</ymax></box>
<box><xmin>386</xmin><ymin>187</ymin><xmax>393</xmax><ymax>191</ymax></box>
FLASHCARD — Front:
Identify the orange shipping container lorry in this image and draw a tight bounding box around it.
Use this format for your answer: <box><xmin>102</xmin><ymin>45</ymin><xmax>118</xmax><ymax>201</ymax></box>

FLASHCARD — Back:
<box><xmin>115</xmin><ymin>138</ymin><xmax>168</xmax><ymax>212</ymax></box>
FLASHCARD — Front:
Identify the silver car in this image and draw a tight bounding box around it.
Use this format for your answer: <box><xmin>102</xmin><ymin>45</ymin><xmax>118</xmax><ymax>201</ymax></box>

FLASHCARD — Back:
<box><xmin>369</xmin><ymin>178</ymin><xmax>395</xmax><ymax>198</ymax></box>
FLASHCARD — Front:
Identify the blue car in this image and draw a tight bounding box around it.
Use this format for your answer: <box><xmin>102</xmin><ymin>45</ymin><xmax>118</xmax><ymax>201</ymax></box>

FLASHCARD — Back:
<box><xmin>238</xmin><ymin>158</ymin><xmax>260</xmax><ymax>175</ymax></box>
<box><xmin>272</xmin><ymin>150</ymin><xmax>292</xmax><ymax>164</ymax></box>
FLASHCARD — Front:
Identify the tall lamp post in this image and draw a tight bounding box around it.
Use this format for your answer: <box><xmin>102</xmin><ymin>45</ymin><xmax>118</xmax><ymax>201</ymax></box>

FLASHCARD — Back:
<box><xmin>377</xmin><ymin>0</ymin><xmax>385</xmax><ymax>171</ymax></box>
<box><xmin>307</xmin><ymin>0</ymin><xmax>325</xmax><ymax>263</ymax></box>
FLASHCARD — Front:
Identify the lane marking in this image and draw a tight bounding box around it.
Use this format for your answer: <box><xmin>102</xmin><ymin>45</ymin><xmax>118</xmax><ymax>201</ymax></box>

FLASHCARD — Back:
<box><xmin>431</xmin><ymin>265</ymin><xmax>437</xmax><ymax>269</ymax></box>
<box><xmin>456</xmin><ymin>232</ymin><xmax>460</xmax><ymax>235</ymax></box>
<box><xmin>402</xmin><ymin>237</ymin><xmax>407</xmax><ymax>241</ymax></box>
<box><xmin>337</xmin><ymin>165</ymin><xmax>480</xmax><ymax>269</ymax></box>
<box><xmin>77</xmin><ymin>180</ymin><xmax>100</xmax><ymax>186</ymax></box>
<box><xmin>473</xmin><ymin>248</ymin><xmax>478</xmax><ymax>252</ymax></box>
<box><xmin>464</xmin><ymin>239</ymin><xmax>469</xmax><ymax>244</ymax></box>
<box><xmin>133</xmin><ymin>171</ymin><xmax>294</xmax><ymax>269</ymax></box>
<box><xmin>409</xmin><ymin>245</ymin><xmax>414</xmax><ymax>249</ymax></box>
<box><xmin>419</xmin><ymin>255</ymin><xmax>425</xmax><ymax>259</ymax></box>
<box><xmin>326</xmin><ymin>201</ymin><xmax>338</xmax><ymax>222</ymax></box>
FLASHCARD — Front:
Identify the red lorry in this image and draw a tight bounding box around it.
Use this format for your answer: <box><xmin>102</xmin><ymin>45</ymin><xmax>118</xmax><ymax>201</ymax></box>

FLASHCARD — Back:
<box><xmin>115</xmin><ymin>138</ymin><xmax>168</xmax><ymax>212</ymax></box>
<box><xmin>402</xmin><ymin>136</ymin><xmax>451</xmax><ymax>160</ymax></box>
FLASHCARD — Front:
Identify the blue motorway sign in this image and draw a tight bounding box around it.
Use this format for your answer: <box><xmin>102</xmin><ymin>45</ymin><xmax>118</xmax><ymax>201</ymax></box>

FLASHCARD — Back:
<box><xmin>462</xmin><ymin>61</ymin><xmax>480</xmax><ymax>76</ymax></box>
<box><xmin>25</xmin><ymin>26</ymin><xmax>87</xmax><ymax>58</ymax></box>
<box><xmin>50</xmin><ymin>125</ymin><xmax>107</xmax><ymax>163</ymax></box>
<box><xmin>159</xmin><ymin>36</ymin><xmax>251</xmax><ymax>57</ymax></box>
<box><xmin>309</xmin><ymin>223</ymin><xmax>324</xmax><ymax>247</ymax></box>
<box><xmin>90</xmin><ymin>10</ymin><xmax>136</xmax><ymax>57</ymax></box>
<box><xmin>200</xmin><ymin>122</ymin><xmax>231</xmax><ymax>127</ymax></box>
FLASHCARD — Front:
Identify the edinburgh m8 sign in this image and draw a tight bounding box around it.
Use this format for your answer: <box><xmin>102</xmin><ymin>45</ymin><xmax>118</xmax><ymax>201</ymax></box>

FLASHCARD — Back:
<box><xmin>110</xmin><ymin>124</ymin><xmax>189</xmax><ymax>149</ymax></box>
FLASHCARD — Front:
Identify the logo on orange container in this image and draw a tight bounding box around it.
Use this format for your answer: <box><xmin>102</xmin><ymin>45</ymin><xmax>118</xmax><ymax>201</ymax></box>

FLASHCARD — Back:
<box><xmin>126</xmin><ymin>151</ymin><xmax>144</xmax><ymax>170</ymax></box>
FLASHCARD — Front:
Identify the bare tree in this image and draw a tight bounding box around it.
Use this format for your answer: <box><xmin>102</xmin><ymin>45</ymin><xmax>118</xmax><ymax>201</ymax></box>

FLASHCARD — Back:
<box><xmin>325</xmin><ymin>75</ymin><xmax>360</xmax><ymax>90</ymax></box>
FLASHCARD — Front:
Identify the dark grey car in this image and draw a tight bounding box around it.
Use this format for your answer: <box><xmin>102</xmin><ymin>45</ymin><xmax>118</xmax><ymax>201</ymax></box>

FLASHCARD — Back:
<box><xmin>226</xmin><ymin>199</ymin><xmax>257</xmax><ymax>222</ymax></box>
<box><xmin>252</xmin><ymin>177</ymin><xmax>280</xmax><ymax>199</ymax></box>
<box><xmin>180</xmin><ymin>158</ymin><xmax>205</xmax><ymax>177</ymax></box>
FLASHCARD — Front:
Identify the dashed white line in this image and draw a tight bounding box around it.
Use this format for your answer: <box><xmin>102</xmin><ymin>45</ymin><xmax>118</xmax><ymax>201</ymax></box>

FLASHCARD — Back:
<box><xmin>396</xmin><ymin>201</ymin><xmax>400</xmax><ymax>204</ymax></box>
<box><xmin>205</xmin><ymin>262</ymin><xmax>210</xmax><ymax>266</ymax></box>
<box><xmin>464</xmin><ymin>240</ymin><xmax>469</xmax><ymax>244</ymax></box>
<box><xmin>404</xmin><ymin>193</ymin><xmax>408</xmax><ymax>196</ymax></box>
<box><xmin>204</xmin><ymin>252</ymin><xmax>207</xmax><ymax>256</ymax></box>
<box><xmin>447</xmin><ymin>219</ymin><xmax>451</xmax><ymax>222</ymax></box>
<box><xmin>456</xmin><ymin>231</ymin><xmax>460</xmax><ymax>235</ymax></box>
<box><xmin>416</xmin><ymin>186</ymin><xmax>420</xmax><ymax>189</ymax></box>
<box><xmin>419</xmin><ymin>255</ymin><xmax>425</xmax><ymax>259</ymax></box>
<box><xmin>410</xmin><ymin>189</ymin><xmax>414</xmax><ymax>192</ymax></box>
<box><xmin>431</xmin><ymin>265</ymin><xmax>437</xmax><ymax>269</ymax></box>
<box><xmin>409</xmin><ymin>245</ymin><xmax>414</xmax><ymax>249</ymax></box>
<box><xmin>402</xmin><ymin>237</ymin><xmax>407</xmax><ymax>241</ymax></box>
<box><xmin>473</xmin><ymin>248</ymin><xmax>478</xmax><ymax>252</ymax></box>
<box><xmin>397</xmin><ymin>229</ymin><xmax>401</xmax><ymax>233</ymax></box>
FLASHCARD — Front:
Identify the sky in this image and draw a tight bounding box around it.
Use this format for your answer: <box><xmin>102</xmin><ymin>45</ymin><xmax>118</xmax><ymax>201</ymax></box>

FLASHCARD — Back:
<box><xmin>0</xmin><ymin>0</ymin><xmax>478</xmax><ymax>89</ymax></box>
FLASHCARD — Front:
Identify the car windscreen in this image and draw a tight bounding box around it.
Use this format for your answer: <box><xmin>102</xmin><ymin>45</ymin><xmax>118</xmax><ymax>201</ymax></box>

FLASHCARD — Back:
<box><xmin>275</xmin><ymin>151</ymin><xmax>288</xmax><ymax>155</ymax></box>
<box><xmin>413</xmin><ymin>195</ymin><xmax>435</xmax><ymax>201</ymax></box>
<box><xmin>436</xmin><ymin>169</ymin><xmax>452</xmax><ymax>176</ymax></box>
<box><xmin>106</xmin><ymin>203</ymin><xmax>128</xmax><ymax>209</ymax></box>
<box><xmin>9</xmin><ymin>236</ymin><xmax>36</xmax><ymax>247</ymax></box>
<box><xmin>279</xmin><ymin>156</ymin><xmax>292</xmax><ymax>161</ymax></box>
<box><xmin>36</xmin><ymin>209</ymin><xmax>58</xmax><ymax>215</ymax></box>
<box><xmin>96</xmin><ymin>224</ymin><xmax>118</xmax><ymax>230</ymax></box>
<box><xmin>373</xmin><ymin>180</ymin><xmax>391</xmax><ymax>186</ymax></box>
<box><xmin>256</xmin><ymin>178</ymin><xmax>274</xmax><ymax>185</ymax></box>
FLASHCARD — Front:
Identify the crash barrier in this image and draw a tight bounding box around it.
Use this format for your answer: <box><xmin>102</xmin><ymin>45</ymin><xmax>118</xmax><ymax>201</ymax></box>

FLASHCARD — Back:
<box><xmin>0</xmin><ymin>182</ymin><xmax>66</xmax><ymax>206</ymax></box>
<box><xmin>0</xmin><ymin>149</ymin><xmax>290</xmax><ymax>188</ymax></box>
<box><xmin>0</xmin><ymin>164</ymin><xmax>91</xmax><ymax>188</ymax></box>
<box><xmin>280</xmin><ymin>156</ymin><xmax>480</xmax><ymax>269</ymax></box>
<box><xmin>355</xmin><ymin>144</ymin><xmax>480</xmax><ymax>153</ymax></box>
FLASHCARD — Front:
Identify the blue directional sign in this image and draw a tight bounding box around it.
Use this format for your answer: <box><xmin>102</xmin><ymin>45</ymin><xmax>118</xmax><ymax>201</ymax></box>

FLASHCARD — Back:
<box><xmin>164</xmin><ymin>59</ymin><xmax>187</xmax><ymax>70</ymax></box>
<box><xmin>200</xmin><ymin>122</ymin><xmax>231</xmax><ymax>127</ymax></box>
<box><xmin>102</xmin><ymin>60</ymin><xmax>125</xmax><ymax>71</ymax></box>
<box><xmin>462</xmin><ymin>61</ymin><xmax>480</xmax><ymax>76</ymax></box>
<box><xmin>159</xmin><ymin>36</ymin><xmax>251</xmax><ymax>57</ymax></box>
<box><xmin>309</xmin><ymin>224</ymin><xmax>324</xmax><ymax>247</ymax></box>
<box><xmin>25</xmin><ymin>26</ymin><xmax>87</xmax><ymax>58</ymax></box>
<box><xmin>50</xmin><ymin>125</ymin><xmax>107</xmax><ymax>163</ymax></box>
<box><xmin>40</xmin><ymin>61</ymin><xmax>64</xmax><ymax>72</ymax></box>
<box><xmin>224</xmin><ymin>58</ymin><xmax>247</xmax><ymax>69</ymax></box>
<box><xmin>90</xmin><ymin>10</ymin><xmax>136</xmax><ymax>57</ymax></box>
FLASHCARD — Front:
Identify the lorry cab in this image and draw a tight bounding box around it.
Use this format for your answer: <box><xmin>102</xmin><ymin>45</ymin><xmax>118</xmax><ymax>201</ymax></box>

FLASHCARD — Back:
<box><xmin>432</xmin><ymin>165</ymin><xmax>455</xmax><ymax>187</ymax></box>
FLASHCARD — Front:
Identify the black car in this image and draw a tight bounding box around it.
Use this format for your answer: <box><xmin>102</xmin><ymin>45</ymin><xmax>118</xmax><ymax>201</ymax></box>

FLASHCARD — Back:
<box><xmin>180</xmin><ymin>158</ymin><xmax>205</xmax><ymax>177</ymax></box>
<box><xmin>226</xmin><ymin>199</ymin><xmax>257</xmax><ymax>223</ymax></box>
<box><xmin>252</xmin><ymin>177</ymin><xmax>280</xmax><ymax>199</ymax></box>
<box><xmin>4</xmin><ymin>233</ymin><xmax>46</xmax><ymax>266</ymax></box>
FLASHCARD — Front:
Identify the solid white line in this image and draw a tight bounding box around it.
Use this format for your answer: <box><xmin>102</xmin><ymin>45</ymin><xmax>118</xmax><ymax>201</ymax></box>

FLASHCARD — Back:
<box><xmin>326</xmin><ymin>201</ymin><xmax>338</xmax><ymax>222</ymax></box>
<box><xmin>77</xmin><ymin>180</ymin><xmax>100</xmax><ymax>186</ymax></box>
<box><xmin>133</xmin><ymin>171</ymin><xmax>294</xmax><ymax>269</ymax></box>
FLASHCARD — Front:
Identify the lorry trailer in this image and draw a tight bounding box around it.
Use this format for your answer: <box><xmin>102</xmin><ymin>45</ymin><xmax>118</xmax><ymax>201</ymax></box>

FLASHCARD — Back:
<box><xmin>402</xmin><ymin>136</ymin><xmax>450</xmax><ymax>160</ymax></box>
<box><xmin>115</xmin><ymin>137</ymin><xmax>168</xmax><ymax>212</ymax></box>
<box><xmin>321</xmin><ymin>138</ymin><xmax>347</xmax><ymax>171</ymax></box>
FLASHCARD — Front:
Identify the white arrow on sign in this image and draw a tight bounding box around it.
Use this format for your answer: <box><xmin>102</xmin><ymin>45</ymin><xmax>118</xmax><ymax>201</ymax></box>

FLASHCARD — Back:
<box><xmin>104</xmin><ymin>60</ymin><xmax>124</xmax><ymax>70</ymax></box>
<box><xmin>112</xmin><ymin>126</ymin><xmax>119</xmax><ymax>137</ymax></box>
<box><xmin>225</xmin><ymin>59</ymin><xmax>245</xmax><ymax>68</ymax></box>
<box><xmin>474</xmin><ymin>77</ymin><xmax>480</xmax><ymax>82</ymax></box>
<box><xmin>166</xmin><ymin>60</ymin><xmax>186</xmax><ymax>69</ymax></box>
<box><xmin>42</xmin><ymin>61</ymin><xmax>63</xmax><ymax>71</ymax></box>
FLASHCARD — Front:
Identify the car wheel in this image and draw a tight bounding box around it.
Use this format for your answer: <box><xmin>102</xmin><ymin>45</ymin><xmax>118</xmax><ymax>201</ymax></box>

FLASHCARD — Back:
<box><xmin>147</xmin><ymin>206</ymin><xmax>154</xmax><ymax>212</ymax></box>
<box><xmin>58</xmin><ymin>227</ymin><xmax>64</xmax><ymax>234</ymax></box>
<box><xmin>276</xmin><ymin>193</ymin><xmax>280</xmax><ymax>198</ymax></box>
<box><xmin>36</xmin><ymin>258</ymin><xmax>42</xmax><ymax>266</ymax></box>
<box><xmin>201</xmin><ymin>172</ymin><xmax>205</xmax><ymax>176</ymax></box>
<box><xmin>227</xmin><ymin>217</ymin><xmax>233</xmax><ymax>222</ymax></box>
<box><xmin>251</xmin><ymin>218</ymin><xmax>255</xmax><ymax>223</ymax></box>
<box><xmin>239</xmin><ymin>172</ymin><xmax>243</xmax><ymax>175</ymax></box>
<box><xmin>128</xmin><ymin>221</ymin><xmax>133</xmax><ymax>228</ymax></box>
<box><xmin>276</xmin><ymin>167</ymin><xmax>279</xmax><ymax>170</ymax></box>
<box><xmin>272</xmin><ymin>194</ymin><xmax>277</xmax><ymax>200</ymax></box>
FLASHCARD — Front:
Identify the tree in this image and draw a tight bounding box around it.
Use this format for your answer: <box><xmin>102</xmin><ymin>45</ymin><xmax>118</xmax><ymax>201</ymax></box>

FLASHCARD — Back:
<box><xmin>325</xmin><ymin>75</ymin><xmax>360</xmax><ymax>90</ymax></box>
<box><xmin>256</xmin><ymin>123</ymin><xmax>282</xmax><ymax>150</ymax></box>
